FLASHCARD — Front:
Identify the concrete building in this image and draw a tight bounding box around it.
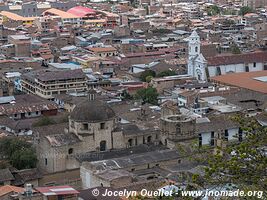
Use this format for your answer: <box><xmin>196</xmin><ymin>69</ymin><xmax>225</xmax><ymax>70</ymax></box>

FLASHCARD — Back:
<box><xmin>87</xmin><ymin>47</ymin><xmax>118</xmax><ymax>58</ymax></box>
<box><xmin>0</xmin><ymin>1</ymin><xmax>76</xmax><ymax>17</ymax></box>
<box><xmin>80</xmin><ymin>149</ymin><xmax>180</xmax><ymax>189</ymax></box>
<box><xmin>8</xmin><ymin>35</ymin><xmax>31</xmax><ymax>57</ymax></box>
<box><xmin>42</xmin><ymin>8</ymin><xmax>81</xmax><ymax>25</ymax></box>
<box><xmin>21</xmin><ymin>69</ymin><xmax>87</xmax><ymax>99</ymax></box>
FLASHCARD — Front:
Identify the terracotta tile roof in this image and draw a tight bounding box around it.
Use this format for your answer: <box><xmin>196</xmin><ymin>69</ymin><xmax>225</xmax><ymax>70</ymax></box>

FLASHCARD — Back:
<box><xmin>0</xmin><ymin>185</ymin><xmax>24</xmax><ymax>196</ymax></box>
<box><xmin>88</xmin><ymin>47</ymin><xmax>117</xmax><ymax>53</ymax></box>
<box><xmin>196</xmin><ymin>115</ymin><xmax>239</xmax><ymax>133</ymax></box>
<box><xmin>40</xmin><ymin>54</ymin><xmax>54</xmax><ymax>60</ymax></box>
<box><xmin>211</xmin><ymin>71</ymin><xmax>267</xmax><ymax>94</ymax></box>
<box><xmin>124</xmin><ymin>51</ymin><xmax>165</xmax><ymax>58</ymax></box>
<box><xmin>207</xmin><ymin>51</ymin><xmax>267</xmax><ymax>66</ymax></box>
<box><xmin>43</xmin><ymin>8</ymin><xmax>80</xmax><ymax>19</ymax></box>
<box><xmin>23</xmin><ymin>69</ymin><xmax>86</xmax><ymax>82</ymax></box>
<box><xmin>0</xmin><ymin>11</ymin><xmax>36</xmax><ymax>21</ymax></box>
<box><xmin>0</xmin><ymin>94</ymin><xmax>58</xmax><ymax>115</ymax></box>
<box><xmin>67</xmin><ymin>6</ymin><xmax>96</xmax><ymax>17</ymax></box>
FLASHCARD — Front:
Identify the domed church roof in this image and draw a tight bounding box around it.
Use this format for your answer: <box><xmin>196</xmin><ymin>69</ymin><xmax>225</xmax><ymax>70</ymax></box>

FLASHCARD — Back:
<box><xmin>70</xmin><ymin>89</ymin><xmax>116</xmax><ymax>122</ymax></box>
<box><xmin>70</xmin><ymin>100</ymin><xmax>116</xmax><ymax>123</ymax></box>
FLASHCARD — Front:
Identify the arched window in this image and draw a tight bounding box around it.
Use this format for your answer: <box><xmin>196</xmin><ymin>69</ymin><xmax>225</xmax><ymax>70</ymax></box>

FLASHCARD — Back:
<box><xmin>100</xmin><ymin>141</ymin><xmax>106</xmax><ymax>151</ymax></box>
<box><xmin>195</xmin><ymin>46</ymin><xmax>198</xmax><ymax>53</ymax></box>
<box><xmin>68</xmin><ymin>148</ymin><xmax>73</xmax><ymax>154</ymax></box>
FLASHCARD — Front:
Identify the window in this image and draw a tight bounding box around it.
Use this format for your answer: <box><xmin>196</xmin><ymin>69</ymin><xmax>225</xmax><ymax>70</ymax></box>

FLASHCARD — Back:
<box><xmin>100</xmin><ymin>123</ymin><xmax>105</xmax><ymax>130</ymax></box>
<box><xmin>224</xmin><ymin>130</ymin><xmax>229</xmax><ymax>141</ymax></box>
<box><xmin>195</xmin><ymin>46</ymin><xmax>198</xmax><ymax>53</ymax></box>
<box><xmin>216</xmin><ymin>67</ymin><xmax>221</xmax><ymax>75</ymax></box>
<box><xmin>45</xmin><ymin>158</ymin><xmax>48</xmax><ymax>165</ymax></box>
<box><xmin>147</xmin><ymin>136</ymin><xmax>152</xmax><ymax>143</ymax></box>
<box><xmin>100</xmin><ymin>141</ymin><xmax>106</xmax><ymax>151</ymax></box>
<box><xmin>199</xmin><ymin>133</ymin><xmax>202</xmax><ymax>147</ymax></box>
<box><xmin>36</xmin><ymin>111</ymin><xmax>39</xmax><ymax>115</ymax></box>
<box><xmin>128</xmin><ymin>139</ymin><xmax>133</xmax><ymax>147</ymax></box>
<box><xmin>178</xmin><ymin>160</ymin><xmax>181</xmax><ymax>164</ymax></box>
<box><xmin>82</xmin><ymin>123</ymin><xmax>88</xmax><ymax>130</ymax></box>
<box><xmin>68</xmin><ymin>148</ymin><xmax>73</xmax><ymax>154</ymax></box>
<box><xmin>210</xmin><ymin>131</ymin><xmax>215</xmax><ymax>146</ymax></box>
<box><xmin>238</xmin><ymin>128</ymin><xmax>242</xmax><ymax>142</ymax></box>
<box><xmin>253</xmin><ymin>62</ymin><xmax>256</xmax><ymax>68</ymax></box>
<box><xmin>28</xmin><ymin>112</ymin><xmax>31</xmax><ymax>116</ymax></box>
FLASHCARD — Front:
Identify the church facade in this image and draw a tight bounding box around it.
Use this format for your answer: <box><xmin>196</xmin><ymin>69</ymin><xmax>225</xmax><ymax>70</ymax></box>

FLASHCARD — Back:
<box><xmin>36</xmin><ymin>90</ymin><xmax>159</xmax><ymax>173</ymax></box>
<box><xmin>187</xmin><ymin>31</ymin><xmax>267</xmax><ymax>81</ymax></box>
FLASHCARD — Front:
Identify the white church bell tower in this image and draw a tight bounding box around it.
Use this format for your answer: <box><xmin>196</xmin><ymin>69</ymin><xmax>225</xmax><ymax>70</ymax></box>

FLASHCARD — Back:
<box><xmin>187</xmin><ymin>30</ymin><xmax>207</xmax><ymax>81</ymax></box>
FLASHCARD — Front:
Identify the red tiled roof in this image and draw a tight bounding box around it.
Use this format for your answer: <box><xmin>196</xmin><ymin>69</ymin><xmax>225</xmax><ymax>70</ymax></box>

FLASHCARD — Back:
<box><xmin>207</xmin><ymin>51</ymin><xmax>267</xmax><ymax>66</ymax></box>
<box><xmin>67</xmin><ymin>6</ymin><xmax>96</xmax><ymax>17</ymax></box>
<box><xmin>0</xmin><ymin>185</ymin><xmax>24</xmax><ymax>196</ymax></box>
<box><xmin>211</xmin><ymin>71</ymin><xmax>267</xmax><ymax>94</ymax></box>
<box><xmin>124</xmin><ymin>51</ymin><xmax>164</xmax><ymax>58</ymax></box>
<box><xmin>88</xmin><ymin>47</ymin><xmax>117</xmax><ymax>53</ymax></box>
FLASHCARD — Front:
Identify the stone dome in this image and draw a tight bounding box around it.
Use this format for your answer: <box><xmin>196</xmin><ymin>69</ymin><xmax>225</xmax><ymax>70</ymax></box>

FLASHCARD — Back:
<box><xmin>70</xmin><ymin>99</ymin><xmax>116</xmax><ymax>123</ymax></box>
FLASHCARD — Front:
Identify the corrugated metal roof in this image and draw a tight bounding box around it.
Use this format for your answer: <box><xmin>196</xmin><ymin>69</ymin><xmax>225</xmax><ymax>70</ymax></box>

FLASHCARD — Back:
<box><xmin>0</xmin><ymin>96</ymin><xmax>15</xmax><ymax>104</ymax></box>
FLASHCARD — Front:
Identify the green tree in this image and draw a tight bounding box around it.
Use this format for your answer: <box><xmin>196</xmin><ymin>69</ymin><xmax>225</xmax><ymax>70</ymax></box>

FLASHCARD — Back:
<box><xmin>33</xmin><ymin>116</ymin><xmax>55</xmax><ymax>127</ymax></box>
<box><xmin>139</xmin><ymin>70</ymin><xmax>156</xmax><ymax>82</ymax></box>
<box><xmin>0</xmin><ymin>138</ymin><xmax>37</xmax><ymax>170</ymax></box>
<box><xmin>122</xmin><ymin>90</ymin><xmax>133</xmax><ymax>100</ymax></box>
<box><xmin>222</xmin><ymin>19</ymin><xmax>235</xmax><ymax>26</ymax></box>
<box><xmin>10</xmin><ymin>148</ymin><xmax>37</xmax><ymax>170</ymax></box>
<box><xmin>145</xmin><ymin>75</ymin><xmax>154</xmax><ymax>83</ymax></box>
<box><xmin>201</xmin><ymin>114</ymin><xmax>267</xmax><ymax>197</ymax></box>
<box><xmin>135</xmin><ymin>87</ymin><xmax>159</xmax><ymax>105</ymax></box>
<box><xmin>231</xmin><ymin>44</ymin><xmax>241</xmax><ymax>54</ymax></box>
<box><xmin>157</xmin><ymin>70</ymin><xmax>177</xmax><ymax>77</ymax></box>
<box><xmin>222</xmin><ymin>9</ymin><xmax>236</xmax><ymax>15</ymax></box>
<box><xmin>239</xmin><ymin>6</ymin><xmax>253</xmax><ymax>16</ymax></box>
<box><xmin>206</xmin><ymin>5</ymin><xmax>220</xmax><ymax>16</ymax></box>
